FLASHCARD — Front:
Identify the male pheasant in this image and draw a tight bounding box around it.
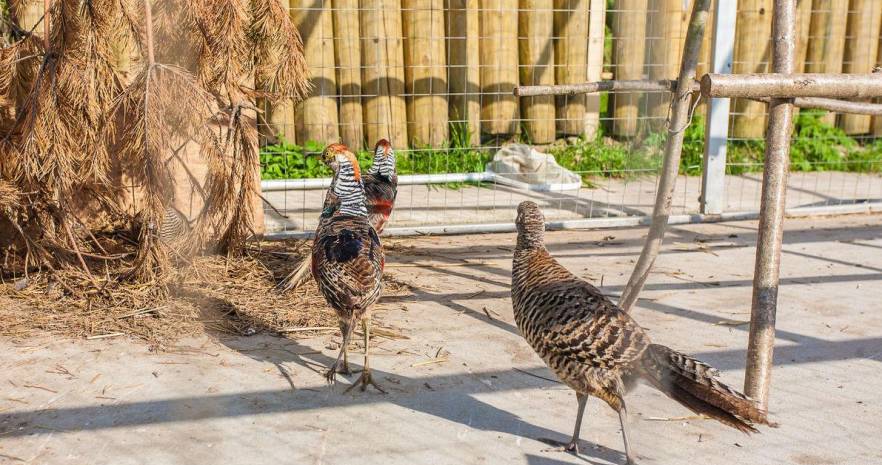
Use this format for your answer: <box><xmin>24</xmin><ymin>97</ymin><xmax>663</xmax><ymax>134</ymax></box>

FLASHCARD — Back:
<box><xmin>131</xmin><ymin>206</ymin><xmax>191</xmax><ymax>246</ymax></box>
<box><xmin>276</xmin><ymin>139</ymin><xmax>396</xmax><ymax>292</ymax></box>
<box><xmin>312</xmin><ymin>144</ymin><xmax>385</xmax><ymax>392</ymax></box>
<box><xmin>362</xmin><ymin>139</ymin><xmax>398</xmax><ymax>234</ymax></box>
<box><xmin>511</xmin><ymin>201</ymin><xmax>772</xmax><ymax>463</ymax></box>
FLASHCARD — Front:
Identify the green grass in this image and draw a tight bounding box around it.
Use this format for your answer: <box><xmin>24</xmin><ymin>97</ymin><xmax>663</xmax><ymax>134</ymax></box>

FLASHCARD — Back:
<box><xmin>260</xmin><ymin>123</ymin><xmax>493</xmax><ymax>187</ymax></box>
<box><xmin>260</xmin><ymin>112</ymin><xmax>882</xmax><ymax>182</ymax></box>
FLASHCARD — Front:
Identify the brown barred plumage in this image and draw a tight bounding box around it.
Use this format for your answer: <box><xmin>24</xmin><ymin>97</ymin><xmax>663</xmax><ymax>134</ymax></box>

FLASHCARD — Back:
<box><xmin>511</xmin><ymin>201</ymin><xmax>772</xmax><ymax>462</ymax></box>
<box><xmin>312</xmin><ymin>144</ymin><xmax>385</xmax><ymax>392</ymax></box>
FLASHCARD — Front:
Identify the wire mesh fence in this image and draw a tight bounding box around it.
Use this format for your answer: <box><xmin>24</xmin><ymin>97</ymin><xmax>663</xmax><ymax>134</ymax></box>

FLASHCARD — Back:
<box><xmin>259</xmin><ymin>0</ymin><xmax>882</xmax><ymax>236</ymax></box>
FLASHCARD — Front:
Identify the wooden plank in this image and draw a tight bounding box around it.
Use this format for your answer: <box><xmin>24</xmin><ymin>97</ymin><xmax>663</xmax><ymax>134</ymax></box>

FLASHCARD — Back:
<box><xmin>480</xmin><ymin>0</ymin><xmax>519</xmax><ymax>136</ymax></box>
<box><xmin>731</xmin><ymin>0</ymin><xmax>773</xmax><ymax>139</ymax></box>
<box><xmin>446</xmin><ymin>0</ymin><xmax>482</xmax><ymax>145</ymax></box>
<box><xmin>361</xmin><ymin>0</ymin><xmax>408</xmax><ymax>146</ymax></box>
<box><xmin>840</xmin><ymin>0</ymin><xmax>882</xmax><ymax>134</ymax></box>
<box><xmin>647</xmin><ymin>0</ymin><xmax>686</xmax><ymax>131</ymax></box>
<box><xmin>584</xmin><ymin>0</ymin><xmax>606</xmax><ymax>138</ymax></box>
<box><xmin>291</xmin><ymin>0</ymin><xmax>340</xmax><ymax>145</ymax></box>
<box><xmin>795</xmin><ymin>0</ymin><xmax>813</xmax><ymax>73</ymax></box>
<box><xmin>519</xmin><ymin>0</ymin><xmax>556</xmax><ymax>144</ymax></box>
<box><xmin>403</xmin><ymin>0</ymin><xmax>449</xmax><ymax>146</ymax></box>
<box><xmin>553</xmin><ymin>0</ymin><xmax>590</xmax><ymax>136</ymax></box>
<box><xmin>333</xmin><ymin>0</ymin><xmax>365</xmax><ymax>149</ymax></box>
<box><xmin>611</xmin><ymin>0</ymin><xmax>648</xmax><ymax>137</ymax></box>
<box><xmin>806</xmin><ymin>0</ymin><xmax>850</xmax><ymax>125</ymax></box>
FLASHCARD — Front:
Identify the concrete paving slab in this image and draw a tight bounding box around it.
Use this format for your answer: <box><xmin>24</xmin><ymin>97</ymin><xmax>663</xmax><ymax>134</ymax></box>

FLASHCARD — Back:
<box><xmin>2</xmin><ymin>214</ymin><xmax>882</xmax><ymax>465</ymax></box>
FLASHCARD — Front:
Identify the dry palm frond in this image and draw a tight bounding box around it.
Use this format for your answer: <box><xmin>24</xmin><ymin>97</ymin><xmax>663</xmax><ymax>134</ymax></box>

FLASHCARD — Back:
<box><xmin>1</xmin><ymin>34</ymin><xmax>43</xmax><ymax>111</ymax></box>
<box><xmin>0</xmin><ymin>179</ymin><xmax>20</xmax><ymax>211</ymax></box>
<box><xmin>249</xmin><ymin>0</ymin><xmax>310</xmax><ymax>103</ymax></box>
<box><xmin>109</xmin><ymin>64</ymin><xmax>216</xmax><ymax>281</ymax></box>
<box><xmin>148</xmin><ymin>0</ymin><xmax>200</xmax><ymax>68</ymax></box>
<box><xmin>191</xmin><ymin>0</ymin><xmax>252</xmax><ymax>100</ymax></box>
<box><xmin>216</xmin><ymin>104</ymin><xmax>259</xmax><ymax>253</ymax></box>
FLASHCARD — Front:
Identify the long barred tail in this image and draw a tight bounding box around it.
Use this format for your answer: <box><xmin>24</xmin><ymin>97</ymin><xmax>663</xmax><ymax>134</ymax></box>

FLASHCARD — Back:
<box><xmin>640</xmin><ymin>344</ymin><xmax>774</xmax><ymax>433</ymax></box>
<box><xmin>275</xmin><ymin>257</ymin><xmax>312</xmax><ymax>292</ymax></box>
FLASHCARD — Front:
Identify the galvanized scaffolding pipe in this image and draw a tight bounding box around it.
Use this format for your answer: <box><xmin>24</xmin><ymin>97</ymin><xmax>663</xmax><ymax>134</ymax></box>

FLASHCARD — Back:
<box><xmin>617</xmin><ymin>0</ymin><xmax>712</xmax><ymax>313</ymax></box>
<box><xmin>743</xmin><ymin>0</ymin><xmax>797</xmax><ymax>410</ymax></box>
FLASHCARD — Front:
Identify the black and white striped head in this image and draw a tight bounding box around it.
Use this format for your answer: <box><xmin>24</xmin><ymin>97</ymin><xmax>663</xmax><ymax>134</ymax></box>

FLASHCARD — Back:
<box><xmin>368</xmin><ymin>139</ymin><xmax>395</xmax><ymax>178</ymax></box>
<box><xmin>322</xmin><ymin>144</ymin><xmax>367</xmax><ymax>217</ymax></box>
<box><xmin>516</xmin><ymin>201</ymin><xmax>545</xmax><ymax>248</ymax></box>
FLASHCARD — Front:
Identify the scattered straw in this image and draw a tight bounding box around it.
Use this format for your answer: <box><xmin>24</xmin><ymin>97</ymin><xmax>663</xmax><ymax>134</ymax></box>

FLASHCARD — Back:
<box><xmin>0</xmin><ymin>240</ymin><xmax>412</xmax><ymax>350</ymax></box>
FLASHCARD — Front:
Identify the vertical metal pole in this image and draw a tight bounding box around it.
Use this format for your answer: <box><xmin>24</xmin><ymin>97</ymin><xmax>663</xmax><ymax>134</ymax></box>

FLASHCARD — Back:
<box><xmin>744</xmin><ymin>0</ymin><xmax>796</xmax><ymax>409</ymax></box>
<box><xmin>700</xmin><ymin>0</ymin><xmax>736</xmax><ymax>215</ymax></box>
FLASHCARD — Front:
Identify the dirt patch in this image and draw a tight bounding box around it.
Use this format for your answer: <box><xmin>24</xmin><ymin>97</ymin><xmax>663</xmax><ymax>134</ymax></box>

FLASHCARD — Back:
<box><xmin>0</xmin><ymin>241</ymin><xmax>412</xmax><ymax>349</ymax></box>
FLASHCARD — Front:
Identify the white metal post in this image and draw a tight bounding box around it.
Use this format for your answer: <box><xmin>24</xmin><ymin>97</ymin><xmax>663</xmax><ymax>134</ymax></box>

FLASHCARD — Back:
<box><xmin>701</xmin><ymin>0</ymin><xmax>737</xmax><ymax>215</ymax></box>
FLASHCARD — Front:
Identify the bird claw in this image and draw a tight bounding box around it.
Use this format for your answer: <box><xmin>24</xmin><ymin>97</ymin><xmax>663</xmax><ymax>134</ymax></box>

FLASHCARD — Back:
<box><xmin>538</xmin><ymin>438</ymin><xmax>580</xmax><ymax>455</ymax></box>
<box><xmin>325</xmin><ymin>360</ymin><xmax>350</xmax><ymax>384</ymax></box>
<box><xmin>343</xmin><ymin>369</ymin><xmax>386</xmax><ymax>394</ymax></box>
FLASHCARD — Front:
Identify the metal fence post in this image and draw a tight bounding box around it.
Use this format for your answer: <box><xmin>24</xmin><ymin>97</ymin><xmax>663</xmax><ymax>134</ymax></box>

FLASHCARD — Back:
<box><xmin>744</xmin><ymin>0</ymin><xmax>796</xmax><ymax>410</ymax></box>
<box><xmin>701</xmin><ymin>0</ymin><xmax>736</xmax><ymax>215</ymax></box>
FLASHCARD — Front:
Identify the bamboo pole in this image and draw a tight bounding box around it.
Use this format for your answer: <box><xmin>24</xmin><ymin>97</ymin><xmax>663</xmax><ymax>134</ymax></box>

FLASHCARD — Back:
<box><xmin>518</xmin><ymin>0</ymin><xmax>555</xmax><ymax>144</ymax></box>
<box><xmin>646</xmin><ymin>0</ymin><xmax>686</xmax><ymax>131</ymax></box>
<box><xmin>618</xmin><ymin>0</ymin><xmax>712</xmax><ymax>312</ymax></box>
<box><xmin>553</xmin><ymin>0</ymin><xmax>589</xmax><ymax>137</ymax></box>
<box><xmin>516</xmin><ymin>79</ymin><xmax>683</xmax><ymax>96</ymax></box>
<box><xmin>584</xmin><ymin>0</ymin><xmax>606</xmax><ymax>138</ymax></box>
<box><xmin>333</xmin><ymin>0</ymin><xmax>365</xmax><ymax>149</ymax></box>
<box><xmin>700</xmin><ymin>73</ymin><xmax>882</xmax><ymax>98</ymax></box>
<box><xmin>361</xmin><ymin>0</ymin><xmax>408</xmax><ymax>146</ymax></box>
<box><xmin>744</xmin><ymin>0</ymin><xmax>797</xmax><ymax>410</ymax></box>
<box><xmin>291</xmin><ymin>0</ymin><xmax>340</xmax><ymax>145</ymax></box>
<box><xmin>839</xmin><ymin>0</ymin><xmax>882</xmax><ymax>134</ymax></box>
<box><xmin>874</xmin><ymin>37</ymin><xmax>882</xmax><ymax>135</ymax></box>
<box><xmin>693</xmin><ymin>1</ymin><xmax>713</xmax><ymax>118</ymax></box>
<box><xmin>805</xmin><ymin>0</ymin><xmax>849</xmax><ymax>125</ymax></box>
<box><xmin>610</xmin><ymin>0</ymin><xmax>648</xmax><ymax>137</ymax></box>
<box><xmin>794</xmin><ymin>0</ymin><xmax>813</xmax><ymax>73</ymax></box>
<box><xmin>9</xmin><ymin>0</ymin><xmax>45</xmax><ymax>37</ymax></box>
<box><xmin>480</xmin><ymin>0</ymin><xmax>519</xmax><ymax>136</ymax></box>
<box><xmin>446</xmin><ymin>0</ymin><xmax>481</xmax><ymax>145</ymax></box>
<box><xmin>753</xmin><ymin>95</ymin><xmax>882</xmax><ymax>115</ymax></box>
<box><xmin>731</xmin><ymin>0</ymin><xmax>773</xmax><ymax>139</ymax></box>
<box><xmin>517</xmin><ymin>78</ymin><xmax>882</xmax><ymax>115</ymax></box>
<box><xmin>403</xmin><ymin>0</ymin><xmax>449</xmax><ymax>147</ymax></box>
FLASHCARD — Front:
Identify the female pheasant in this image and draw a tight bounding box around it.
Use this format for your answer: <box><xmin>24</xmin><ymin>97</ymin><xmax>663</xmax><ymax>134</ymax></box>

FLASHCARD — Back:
<box><xmin>276</xmin><ymin>139</ymin><xmax>396</xmax><ymax>292</ymax></box>
<box><xmin>312</xmin><ymin>144</ymin><xmax>385</xmax><ymax>392</ymax></box>
<box><xmin>511</xmin><ymin>201</ymin><xmax>772</xmax><ymax>463</ymax></box>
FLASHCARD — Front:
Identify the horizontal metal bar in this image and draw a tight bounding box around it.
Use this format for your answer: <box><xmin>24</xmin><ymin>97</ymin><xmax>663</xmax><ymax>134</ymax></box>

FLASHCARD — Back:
<box><xmin>261</xmin><ymin>201</ymin><xmax>882</xmax><ymax>240</ymax></box>
<box><xmin>261</xmin><ymin>172</ymin><xmax>495</xmax><ymax>191</ymax></box>
<box><xmin>701</xmin><ymin>73</ymin><xmax>882</xmax><ymax>99</ymax></box>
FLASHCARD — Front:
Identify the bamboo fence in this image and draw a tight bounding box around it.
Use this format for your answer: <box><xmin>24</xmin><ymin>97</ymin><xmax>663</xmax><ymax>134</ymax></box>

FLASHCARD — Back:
<box><xmin>11</xmin><ymin>0</ymin><xmax>882</xmax><ymax>152</ymax></box>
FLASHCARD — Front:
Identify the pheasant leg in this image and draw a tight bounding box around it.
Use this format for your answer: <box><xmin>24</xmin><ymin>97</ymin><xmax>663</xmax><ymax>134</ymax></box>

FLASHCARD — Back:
<box><xmin>565</xmin><ymin>394</ymin><xmax>588</xmax><ymax>454</ymax></box>
<box><xmin>539</xmin><ymin>393</ymin><xmax>588</xmax><ymax>454</ymax></box>
<box><xmin>618</xmin><ymin>401</ymin><xmax>637</xmax><ymax>465</ymax></box>
<box><xmin>325</xmin><ymin>326</ymin><xmax>353</xmax><ymax>383</ymax></box>
<box><xmin>345</xmin><ymin>317</ymin><xmax>385</xmax><ymax>393</ymax></box>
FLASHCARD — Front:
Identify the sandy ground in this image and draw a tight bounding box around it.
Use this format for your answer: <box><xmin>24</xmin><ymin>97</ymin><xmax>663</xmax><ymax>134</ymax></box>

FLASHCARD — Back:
<box><xmin>2</xmin><ymin>213</ymin><xmax>882</xmax><ymax>465</ymax></box>
<box><xmin>263</xmin><ymin>171</ymin><xmax>882</xmax><ymax>232</ymax></box>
